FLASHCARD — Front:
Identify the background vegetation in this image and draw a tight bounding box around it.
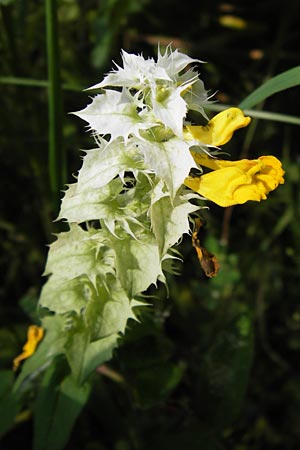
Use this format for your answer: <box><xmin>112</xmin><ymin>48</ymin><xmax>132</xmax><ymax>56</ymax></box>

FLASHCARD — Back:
<box><xmin>1</xmin><ymin>0</ymin><xmax>300</xmax><ymax>449</ymax></box>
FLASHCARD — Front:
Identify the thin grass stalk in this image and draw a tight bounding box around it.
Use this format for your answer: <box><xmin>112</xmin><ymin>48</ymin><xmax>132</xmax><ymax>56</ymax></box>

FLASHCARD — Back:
<box><xmin>45</xmin><ymin>0</ymin><xmax>65</xmax><ymax>213</ymax></box>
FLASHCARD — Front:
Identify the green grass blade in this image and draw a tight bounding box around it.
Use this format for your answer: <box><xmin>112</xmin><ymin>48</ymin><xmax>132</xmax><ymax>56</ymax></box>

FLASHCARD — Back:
<box><xmin>0</xmin><ymin>76</ymin><xmax>82</xmax><ymax>91</ymax></box>
<box><xmin>205</xmin><ymin>103</ymin><xmax>300</xmax><ymax>126</ymax></box>
<box><xmin>239</xmin><ymin>66</ymin><xmax>300</xmax><ymax>109</ymax></box>
<box><xmin>0</xmin><ymin>76</ymin><xmax>48</xmax><ymax>87</ymax></box>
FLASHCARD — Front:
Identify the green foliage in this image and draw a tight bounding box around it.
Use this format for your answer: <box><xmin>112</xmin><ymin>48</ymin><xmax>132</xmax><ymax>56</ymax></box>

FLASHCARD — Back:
<box><xmin>0</xmin><ymin>370</ymin><xmax>20</xmax><ymax>437</ymax></box>
<box><xmin>33</xmin><ymin>365</ymin><xmax>91</xmax><ymax>450</ymax></box>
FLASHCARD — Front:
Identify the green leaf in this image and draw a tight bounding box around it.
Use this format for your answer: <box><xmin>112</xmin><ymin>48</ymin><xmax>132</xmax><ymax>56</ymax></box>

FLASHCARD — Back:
<box><xmin>65</xmin><ymin>326</ymin><xmax>120</xmax><ymax>383</ymax></box>
<box><xmin>64</xmin><ymin>277</ymin><xmax>138</xmax><ymax>382</ymax></box>
<box><xmin>80</xmin><ymin>333</ymin><xmax>120</xmax><ymax>383</ymax></box>
<box><xmin>33</xmin><ymin>365</ymin><xmax>91</xmax><ymax>450</ymax></box>
<box><xmin>0</xmin><ymin>371</ymin><xmax>20</xmax><ymax>437</ymax></box>
<box><xmin>64</xmin><ymin>327</ymin><xmax>90</xmax><ymax>382</ymax></box>
<box><xmin>239</xmin><ymin>66</ymin><xmax>300</xmax><ymax>109</ymax></box>
<box><xmin>109</xmin><ymin>230</ymin><xmax>163</xmax><ymax>298</ymax></box>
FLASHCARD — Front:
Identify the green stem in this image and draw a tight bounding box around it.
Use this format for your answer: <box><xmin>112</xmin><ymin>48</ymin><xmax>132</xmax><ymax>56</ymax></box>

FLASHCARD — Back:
<box><xmin>45</xmin><ymin>0</ymin><xmax>65</xmax><ymax>213</ymax></box>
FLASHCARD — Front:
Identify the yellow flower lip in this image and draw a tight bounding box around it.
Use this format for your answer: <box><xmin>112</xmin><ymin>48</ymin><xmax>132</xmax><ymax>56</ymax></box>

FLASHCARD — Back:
<box><xmin>185</xmin><ymin>154</ymin><xmax>285</xmax><ymax>207</ymax></box>
<box><xmin>13</xmin><ymin>325</ymin><xmax>44</xmax><ymax>371</ymax></box>
<box><xmin>184</xmin><ymin>107</ymin><xmax>251</xmax><ymax>147</ymax></box>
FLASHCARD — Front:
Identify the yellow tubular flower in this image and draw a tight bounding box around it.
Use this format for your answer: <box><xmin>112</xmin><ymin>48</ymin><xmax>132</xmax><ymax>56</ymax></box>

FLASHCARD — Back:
<box><xmin>183</xmin><ymin>107</ymin><xmax>285</xmax><ymax>207</ymax></box>
<box><xmin>184</xmin><ymin>154</ymin><xmax>285</xmax><ymax>207</ymax></box>
<box><xmin>13</xmin><ymin>325</ymin><xmax>44</xmax><ymax>371</ymax></box>
<box><xmin>184</xmin><ymin>107</ymin><xmax>251</xmax><ymax>146</ymax></box>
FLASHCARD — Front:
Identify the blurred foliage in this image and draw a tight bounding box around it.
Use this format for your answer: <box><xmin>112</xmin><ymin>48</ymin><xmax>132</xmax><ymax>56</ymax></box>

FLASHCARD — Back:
<box><xmin>1</xmin><ymin>0</ymin><xmax>300</xmax><ymax>449</ymax></box>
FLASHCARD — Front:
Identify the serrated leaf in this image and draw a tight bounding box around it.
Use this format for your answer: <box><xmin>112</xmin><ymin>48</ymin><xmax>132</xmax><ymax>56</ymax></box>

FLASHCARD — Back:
<box><xmin>80</xmin><ymin>333</ymin><xmax>120</xmax><ymax>383</ymax></box>
<box><xmin>84</xmin><ymin>278</ymin><xmax>136</xmax><ymax>339</ymax></box>
<box><xmin>39</xmin><ymin>275</ymin><xmax>94</xmax><ymax>315</ymax></box>
<box><xmin>182</xmin><ymin>76</ymin><xmax>211</xmax><ymax>119</ymax></box>
<box><xmin>65</xmin><ymin>326</ymin><xmax>120</xmax><ymax>383</ymax></box>
<box><xmin>73</xmin><ymin>88</ymin><xmax>152</xmax><ymax>141</ymax></box>
<box><xmin>157</xmin><ymin>46</ymin><xmax>201</xmax><ymax>76</ymax></box>
<box><xmin>239</xmin><ymin>66</ymin><xmax>300</xmax><ymax>109</ymax></box>
<box><xmin>59</xmin><ymin>178</ymin><xmax>124</xmax><ymax>223</ymax></box>
<box><xmin>76</xmin><ymin>138</ymin><xmax>144</xmax><ymax>192</ymax></box>
<box><xmin>151</xmin><ymin>185</ymin><xmax>199</xmax><ymax>255</ymax></box>
<box><xmin>62</xmin><ymin>276</ymin><xmax>139</xmax><ymax>382</ymax></box>
<box><xmin>89</xmin><ymin>47</ymin><xmax>201</xmax><ymax>93</ymax></box>
<box><xmin>88</xmin><ymin>50</ymin><xmax>170</xmax><ymax>90</ymax></box>
<box><xmin>139</xmin><ymin>137</ymin><xmax>196</xmax><ymax>198</ymax></box>
<box><xmin>44</xmin><ymin>225</ymin><xmax>113</xmax><ymax>285</ymax></box>
<box><xmin>59</xmin><ymin>175</ymin><xmax>150</xmax><ymax>237</ymax></box>
<box><xmin>109</xmin><ymin>230</ymin><xmax>163</xmax><ymax>298</ymax></box>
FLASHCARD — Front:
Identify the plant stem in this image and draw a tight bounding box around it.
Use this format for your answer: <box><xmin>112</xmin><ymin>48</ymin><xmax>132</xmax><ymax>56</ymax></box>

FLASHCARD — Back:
<box><xmin>45</xmin><ymin>0</ymin><xmax>65</xmax><ymax>213</ymax></box>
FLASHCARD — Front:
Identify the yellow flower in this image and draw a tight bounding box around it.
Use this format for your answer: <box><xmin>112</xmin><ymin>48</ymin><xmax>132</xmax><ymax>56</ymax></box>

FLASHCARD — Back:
<box><xmin>185</xmin><ymin>154</ymin><xmax>285</xmax><ymax>207</ymax></box>
<box><xmin>183</xmin><ymin>107</ymin><xmax>285</xmax><ymax>207</ymax></box>
<box><xmin>184</xmin><ymin>107</ymin><xmax>251</xmax><ymax>146</ymax></box>
<box><xmin>13</xmin><ymin>325</ymin><xmax>44</xmax><ymax>371</ymax></box>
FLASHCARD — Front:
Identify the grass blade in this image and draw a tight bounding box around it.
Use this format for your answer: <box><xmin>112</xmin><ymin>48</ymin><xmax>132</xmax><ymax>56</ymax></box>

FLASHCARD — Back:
<box><xmin>239</xmin><ymin>66</ymin><xmax>300</xmax><ymax>109</ymax></box>
<box><xmin>205</xmin><ymin>103</ymin><xmax>300</xmax><ymax>126</ymax></box>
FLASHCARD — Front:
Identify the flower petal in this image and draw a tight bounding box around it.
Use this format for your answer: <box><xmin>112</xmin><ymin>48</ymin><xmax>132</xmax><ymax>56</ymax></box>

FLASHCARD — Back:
<box><xmin>184</xmin><ymin>107</ymin><xmax>251</xmax><ymax>146</ymax></box>
<box><xmin>184</xmin><ymin>155</ymin><xmax>285</xmax><ymax>207</ymax></box>
<box><xmin>13</xmin><ymin>325</ymin><xmax>44</xmax><ymax>370</ymax></box>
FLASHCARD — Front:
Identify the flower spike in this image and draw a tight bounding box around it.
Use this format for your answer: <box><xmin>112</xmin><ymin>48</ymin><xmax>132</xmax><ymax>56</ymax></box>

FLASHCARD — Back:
<box><xmin>19</xmin><ymin>46</ymin><xmax>285</xmax><ymax>387</ymax></box>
